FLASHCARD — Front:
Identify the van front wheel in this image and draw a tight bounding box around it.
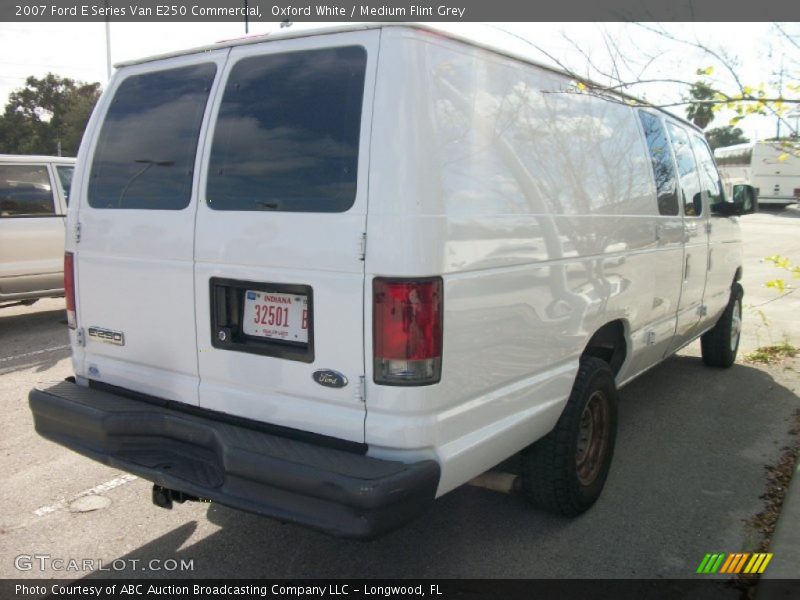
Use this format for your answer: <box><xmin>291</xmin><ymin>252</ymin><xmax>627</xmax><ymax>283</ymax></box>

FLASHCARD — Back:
<box><xmin>701</xmin><ymin>283</ymin><xmax>744</xmax><ymax>368</ymax></box>
<box><xmin>520</xmin><ymin>356</ymin><xmax>618</xmax><ymax>516</ymax></box>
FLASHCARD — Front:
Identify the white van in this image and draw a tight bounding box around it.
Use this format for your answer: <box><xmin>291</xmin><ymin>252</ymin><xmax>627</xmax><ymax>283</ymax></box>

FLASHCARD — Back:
<box><xmin>29</xmin><ymin>24</ymin><xmax>757</xmax><ymax>538</ymax></box>
<box><xmin>715</xmin><ymin>141</ymin><xmax>800</xmax><ymax>206</ymax></box>
<box><xmin>0</xmin><ymin>155</ymin><xmax>74</xmax><ymax>307</ymax></box>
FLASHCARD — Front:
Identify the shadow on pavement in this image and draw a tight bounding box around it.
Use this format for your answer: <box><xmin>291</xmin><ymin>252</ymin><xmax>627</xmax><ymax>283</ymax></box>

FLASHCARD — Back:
<box><xmin>87</xmin><ymin>354</ymin><xmax>799</xmax><ymax>579</ymax></box>
<box><xmin>0</xmin><ymin>306</ymin><xmax>66</xmax><ymax>331</ymax></box>
<box><xmin>758</xmin><ymin>205</ymin><xmax>800</xmax><ymax>218</ymax></box>
<box><xmin>0</xmin><ymin>307</ymin><xmax>69</xmax><ymax>375</ymax></box>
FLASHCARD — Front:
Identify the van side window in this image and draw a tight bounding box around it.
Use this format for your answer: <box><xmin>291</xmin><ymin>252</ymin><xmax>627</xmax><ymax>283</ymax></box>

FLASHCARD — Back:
<box><xmin>0</xmin><ymin>165</ymin><xmax>55</xmax><ymax>217</ymax></box>
<box><xmin>206</xmin><ymin>46</ymin><xmax>367</xmax><ymax>213</ymax></box>
<box><xmin>666</xmin><ymin>123</ymin><xmax>703</xmax><ymax>217</ymax></box>
<box><xmin>689</xmin><ymin>134</ymin><xmax>726</xmax><ymax>208</ymax></box>
<box><xmin>638</xmin><ymin>112</ymin><xmax>679</xmax><ymax>216</ymax></box>
<box><xmin>88</xmin><ymin>63</ymin><xmax>217</xmax><ymax>210</ymax></box>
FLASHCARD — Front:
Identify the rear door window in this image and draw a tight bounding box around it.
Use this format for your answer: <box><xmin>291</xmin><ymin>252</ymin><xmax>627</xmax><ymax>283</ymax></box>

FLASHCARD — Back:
<box><xmin>206</xmin><ymin>46</ymin><xmax>367</xmax><ymax>213</ymax></box>
<box><xmin>0</xmin><ymin>164</ymin><xmax>55</xmax><ymax>217</ymax></box>
<box><xmin>689</xmin><ymin>134</ymin><xmax>726</xmax><ymax>209</ymax></box>
<box><xmin>666</xmin><ymin>123</ymin><xmax>704</xmax><ymax>217</ymax></box>
<box><xmin>88</xmin><ymin>63</ymin><xmax>217</xmax><ymax>210</ymax></box>
<box><xmin>56</xmin><ymin>165</ymin><xmax>74</xmax><ymax>204</ymax></box>
<box><xmin>638</xmin><ymin>111</ymin><xmax>679</xmax><ymax>216</ymax></box>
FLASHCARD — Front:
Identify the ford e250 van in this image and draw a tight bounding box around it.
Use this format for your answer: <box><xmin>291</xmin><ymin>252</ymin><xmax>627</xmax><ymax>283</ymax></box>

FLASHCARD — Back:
<box><xmin>29</xmin><ymin>24</ymin><xmax>757</xmax><ymax>538</ymax></box>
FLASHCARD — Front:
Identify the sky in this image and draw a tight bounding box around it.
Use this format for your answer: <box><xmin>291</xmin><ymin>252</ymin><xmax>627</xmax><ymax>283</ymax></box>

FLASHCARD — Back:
<box><xmin>0</xmin><ymin>21</ymin><xmax>798</xmax><ymax>141</ymax></box>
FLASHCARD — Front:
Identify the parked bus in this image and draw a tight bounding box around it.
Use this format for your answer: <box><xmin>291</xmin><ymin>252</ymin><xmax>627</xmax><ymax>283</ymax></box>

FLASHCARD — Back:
<box><xmin>715</xmin><ymin>141</ymin><xmax>800</xmax><ymax>206</ymax></box>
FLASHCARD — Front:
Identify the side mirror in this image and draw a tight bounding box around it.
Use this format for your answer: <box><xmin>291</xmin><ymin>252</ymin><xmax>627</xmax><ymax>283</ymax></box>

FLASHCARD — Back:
<box><xmin>732</xmin><ymin>184</ymin><xmax>758</xmax><ymax>215</ymax></box>
<box><xmin>712</xmin><ymin>184</ymin><xmax>758</xmax><ymax>216</ymax></box>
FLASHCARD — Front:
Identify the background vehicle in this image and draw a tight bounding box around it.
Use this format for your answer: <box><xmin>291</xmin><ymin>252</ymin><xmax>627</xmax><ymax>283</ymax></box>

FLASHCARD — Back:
<box><xmin>0</xmin><ymin>155</ymin><xmax>75</xmax><ymax>307</ymax></box>
<box><xmin>29</xmin><ymin>25</ymin><xmax>756</xmax><ymax>538</ymax></box>
<box><xmin>715</xmin><ymin>141</ymin><xmax>800</xmax><ymax>206</ymax></box>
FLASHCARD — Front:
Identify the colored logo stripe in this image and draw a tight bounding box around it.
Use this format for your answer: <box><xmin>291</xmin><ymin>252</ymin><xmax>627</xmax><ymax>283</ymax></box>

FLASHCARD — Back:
<box><xmin>744</xmin><ymin>553</ymin><xmax>773</xmax><ymax>574</ymax></box>
<box><xmin>719</xmin><ymin>554</ymin><xmax>736</xmax><ymax>573</ymax></box>
<box><xmin>728</xmin><ymin>553</ymin><xmax>749</xmax><ymax>574</ymax></box>
<box><xmin>698</xmin><ymin>553</ymin><xmax>773</xmax><ymax>575</ymax></box>
<box><xmin>697</xmin><ymin>553</ymin><xmax>726</xmax><ymax>574</ymax></box>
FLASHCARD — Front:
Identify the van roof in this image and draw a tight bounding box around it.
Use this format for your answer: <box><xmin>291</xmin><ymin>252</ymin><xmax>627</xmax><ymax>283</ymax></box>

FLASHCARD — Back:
<box><xmin>115</xmin><ymin>23</ymin><xmax>539</xmax><ymax>68</ymax></box>
<box><xmin>0</xmin><ymin>154</ymin><xmax>76</xmax><ymax>164</ymax></box>
<box><xmin>114</xmin><ymin>22</ymin><xmax>701</xmax><ymax>133</ymax></box>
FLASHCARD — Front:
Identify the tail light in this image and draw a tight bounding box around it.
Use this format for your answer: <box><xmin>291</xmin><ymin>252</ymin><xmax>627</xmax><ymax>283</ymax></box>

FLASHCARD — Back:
<box><xmin>793</xmin><ymin>188</ymin><xmax>800</xmax><ymax>199</ymax></box>
<box><xmin>373</xmin><ymin>277</ymin><xmax>443</xmax><ymax>386</ymax></box>
<box><xmin>64</xmin><ymin>252</ymin><xmax>76</xmax><ymax>329</ymax></box>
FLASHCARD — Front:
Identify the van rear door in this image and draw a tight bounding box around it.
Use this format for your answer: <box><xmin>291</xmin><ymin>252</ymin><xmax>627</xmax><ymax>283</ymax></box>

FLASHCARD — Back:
<box><xmin>193</xmin><ymin>32</ymin><xmax>379</xmax><ymax>443</ymax></box>
<box><xmin>75</xmin><ymin>52</ymin><xmax>225</xmax><ymax>404</ymax></box>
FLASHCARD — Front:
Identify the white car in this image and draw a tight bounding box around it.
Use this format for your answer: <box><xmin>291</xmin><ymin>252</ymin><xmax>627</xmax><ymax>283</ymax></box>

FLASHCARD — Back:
<box><xmin>0</xmin><ymin>154</ymin><xmax>74</xmax><ymax>307</ymax></box>
<box><xmin>29</xmin><ymin>24</ymin><xmax>757</xmax><ymax>538</ymax></box>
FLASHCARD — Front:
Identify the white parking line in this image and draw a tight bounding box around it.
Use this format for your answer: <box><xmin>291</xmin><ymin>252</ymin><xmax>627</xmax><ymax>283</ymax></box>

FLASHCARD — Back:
<box><xmin>33</xmin><ymin>474</ymin><xmax>138</xmax><ymax>517</ymax></box>
<box><xmin>0</xmin><ymin>345</ymin><xmax>70</xmax><ymax>363</ymax></box>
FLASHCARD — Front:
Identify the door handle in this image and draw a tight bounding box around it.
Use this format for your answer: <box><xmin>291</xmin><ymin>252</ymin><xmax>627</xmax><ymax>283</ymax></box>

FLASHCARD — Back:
<box><xmin>684</xmin><ymin>256</ymin><xmax>691</xmax><ymax>281</ymax></box>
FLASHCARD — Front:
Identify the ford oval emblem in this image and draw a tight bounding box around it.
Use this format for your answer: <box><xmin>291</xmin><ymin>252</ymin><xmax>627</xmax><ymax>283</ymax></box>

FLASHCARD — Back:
<box><xmin>313</xmin><ymin>370</ymin><xmax>348</xmax><ymax>388</ymax></box>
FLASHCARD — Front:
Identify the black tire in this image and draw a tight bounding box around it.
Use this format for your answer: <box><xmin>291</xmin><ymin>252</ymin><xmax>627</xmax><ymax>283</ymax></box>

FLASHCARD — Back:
<box><xmin>701</xmin><ymin>283</ymin><xmax>743</xmax><ymax>368</ymax></box>
<box><xmin>520</xmin><ymin>356</ymin><xmax>618</xmax><ymax>516</ymax></box>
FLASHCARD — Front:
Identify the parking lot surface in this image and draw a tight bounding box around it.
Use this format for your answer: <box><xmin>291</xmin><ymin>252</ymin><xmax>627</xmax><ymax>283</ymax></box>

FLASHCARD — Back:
<box><xmin>0</xmin><ymin>209</ymin><xmax>798</xmax><ymax>580</ymax></box>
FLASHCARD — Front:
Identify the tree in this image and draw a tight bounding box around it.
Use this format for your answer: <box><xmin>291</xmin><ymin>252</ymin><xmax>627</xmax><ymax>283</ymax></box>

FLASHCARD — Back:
<box><xmin>0</xmin><ymin>73</ymin><xmax>101</xmax><ymax>156</ymax></box>
<box><xmin>705</xmin><ymin>125</ymin><xmax>749</xmax><ymax>150</ymax></box>
<box><xmin>686</xmin><ymin>81</ymin><xmax>717</xmax><ymax>129</ymax></box>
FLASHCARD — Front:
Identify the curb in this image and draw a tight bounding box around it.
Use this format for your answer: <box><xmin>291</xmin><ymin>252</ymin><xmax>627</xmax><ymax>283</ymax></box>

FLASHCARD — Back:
<box><xmin>759</xmin><ymin>459</ymin><xmax>800</xmax><ymax>587</ymax></box>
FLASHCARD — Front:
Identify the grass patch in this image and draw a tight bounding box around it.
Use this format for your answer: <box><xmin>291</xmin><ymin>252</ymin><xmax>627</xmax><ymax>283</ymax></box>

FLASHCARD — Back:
<box><xmin>744</xmin><ymin>340</ymin><xmax>798</xmax><ymax>364</ymax></box>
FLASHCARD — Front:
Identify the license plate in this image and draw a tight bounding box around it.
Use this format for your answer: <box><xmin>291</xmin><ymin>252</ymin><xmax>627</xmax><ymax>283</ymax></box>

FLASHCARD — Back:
<box><xmin>242</xmin><ymin>290</ymin><xmax>309</xmax><ymax>343</ymax></box>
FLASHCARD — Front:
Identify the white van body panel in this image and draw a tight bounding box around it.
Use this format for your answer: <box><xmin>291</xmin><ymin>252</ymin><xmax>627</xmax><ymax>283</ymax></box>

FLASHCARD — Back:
<box><xmin>65</xmin><ymin>24</ymin><xmax>744</xmax><ymax>502</ymax></box>
<box><xmin>364</xmin><ymin>29</ymin><xmax>689</xmax><ymax>494</ymax></box>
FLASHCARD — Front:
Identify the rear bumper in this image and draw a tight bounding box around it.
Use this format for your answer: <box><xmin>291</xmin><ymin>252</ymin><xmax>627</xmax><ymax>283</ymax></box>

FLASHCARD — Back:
<box><xmin>29</xmin><ymin>380</ymin><xmax>440</xmax><ymax>539</ymax></box>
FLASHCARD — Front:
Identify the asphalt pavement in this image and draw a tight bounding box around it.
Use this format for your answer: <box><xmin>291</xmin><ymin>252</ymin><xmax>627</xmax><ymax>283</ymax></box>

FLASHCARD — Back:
<box><xmin>0</xmin><ymin>208</ymin><xmax>798</xmax><ymax>581</ymax></box>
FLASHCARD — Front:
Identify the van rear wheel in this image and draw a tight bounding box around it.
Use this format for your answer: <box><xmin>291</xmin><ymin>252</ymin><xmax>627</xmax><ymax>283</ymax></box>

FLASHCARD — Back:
<box><xmin>701</xmin><ymin>283</ymin><xmax>744</xmax><ymax>368</ymax></box>
<box><xmin>520</xmin><ymin>356</ymin><xmax>617</xmax><ymax>516</ymax></box>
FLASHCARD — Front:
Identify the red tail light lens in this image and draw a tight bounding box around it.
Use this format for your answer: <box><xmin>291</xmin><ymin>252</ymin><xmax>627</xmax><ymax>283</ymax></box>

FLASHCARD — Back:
<box><xmin>373</xmin><ymin>277</ymin><xmax>443</xmax><ymax>385</ymax></box>
<box><xmin>64</xmin><ymin>252</ymin><xmax>76</xmax><ymax>329</ymax></box>
<box><xmin>793</xmin><ymin>188</ymin><xmax>800</xmax><ymax>199</ymax></box>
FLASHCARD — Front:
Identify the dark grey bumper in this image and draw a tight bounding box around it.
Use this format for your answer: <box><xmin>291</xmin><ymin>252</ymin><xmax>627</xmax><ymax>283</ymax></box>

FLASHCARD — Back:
<box><xmin>28</xmin><ymin>380</ymin><xmax>440</xmax><ymax>539</ymax></box>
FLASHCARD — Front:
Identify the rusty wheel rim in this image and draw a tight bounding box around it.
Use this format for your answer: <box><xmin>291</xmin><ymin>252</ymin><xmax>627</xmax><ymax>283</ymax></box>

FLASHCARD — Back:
<box><xmin>576</xmin><ymin>390</ymin><xmax>610</xmax><ymax>486</ymax></box>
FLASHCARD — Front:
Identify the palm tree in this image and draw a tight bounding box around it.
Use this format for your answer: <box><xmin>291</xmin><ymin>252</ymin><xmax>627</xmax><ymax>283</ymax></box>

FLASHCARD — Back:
<box><xmin>686</xmin><ymin>81</ymin><xmax>716</xmax><ymax>129</ymax></box>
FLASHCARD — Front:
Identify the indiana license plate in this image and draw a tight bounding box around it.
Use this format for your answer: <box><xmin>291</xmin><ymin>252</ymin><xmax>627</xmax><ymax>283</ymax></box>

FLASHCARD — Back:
<box><xmin>242</xmin><ymin>290</ymin><xmax>309</xmax><ymax>344</ymax></box>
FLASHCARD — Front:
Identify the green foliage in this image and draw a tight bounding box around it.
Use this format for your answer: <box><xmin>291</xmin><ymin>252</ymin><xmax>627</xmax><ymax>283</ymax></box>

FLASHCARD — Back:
<box><xmin>705</xmin><ymin>125</ymin><xmax>749</xmax><ymax>150</ymax></box>
<box><xmin>705</xmin><ymin>81</ymin><xmax>798</xmax><ymax>130</ymax></box>
<box><xmin>0</xmin><ymin>73</ymin><xmax>101</xmax><ymax>156</ymax></box>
